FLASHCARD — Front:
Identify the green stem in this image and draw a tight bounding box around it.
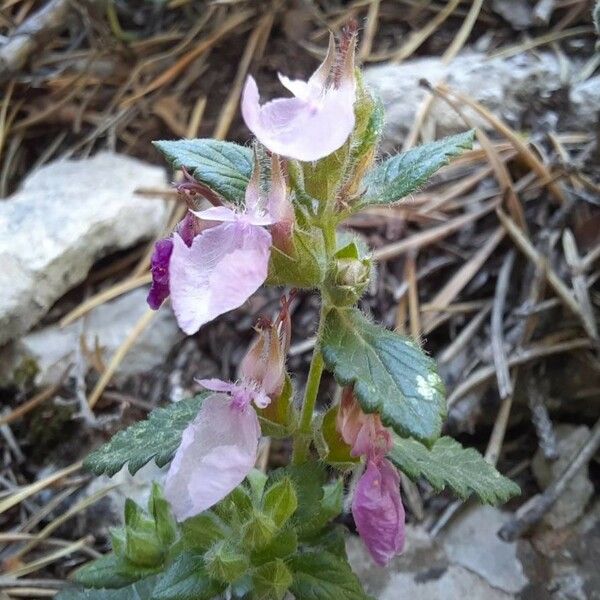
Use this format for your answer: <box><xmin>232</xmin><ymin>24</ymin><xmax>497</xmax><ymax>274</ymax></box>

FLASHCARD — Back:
<box><xmin>292</xmin><ymin>304</ymin><xmax>327</xmax><ymax>464</ymax></box>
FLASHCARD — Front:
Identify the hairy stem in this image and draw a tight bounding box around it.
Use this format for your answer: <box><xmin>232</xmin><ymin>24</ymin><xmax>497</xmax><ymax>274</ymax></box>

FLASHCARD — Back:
<box><xmin>292</xmin><ymin>303</ymin><xmax>327</xmax><ymax>464</ymax></box>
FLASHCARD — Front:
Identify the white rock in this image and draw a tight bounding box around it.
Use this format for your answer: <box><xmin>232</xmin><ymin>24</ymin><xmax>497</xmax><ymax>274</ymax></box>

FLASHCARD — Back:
<box><xmin>0</xmin><ymin>152</ymin><xmax>168</xmax><ymax>344</ymax></box>
<box><xmin>364</xmin><ymin>52</ymin><xmax>599</xmax><ymax>149</ymax></box>
<box><xmin>20</xmin><ymin>288</ymin><xmax>183</xmax><ymax>385</ymax></box>
<box><xmin>443</xmin><ymin>505</ymin><xmax>528</xmax><ymax>593</ymax></box>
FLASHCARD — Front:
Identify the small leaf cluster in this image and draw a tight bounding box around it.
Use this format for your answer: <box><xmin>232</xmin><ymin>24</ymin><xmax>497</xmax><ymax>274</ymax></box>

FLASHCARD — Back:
<box><xmin>60</xmin><ymin>468</ymin><xmax>371</xmax><ymax>600</ymax></box>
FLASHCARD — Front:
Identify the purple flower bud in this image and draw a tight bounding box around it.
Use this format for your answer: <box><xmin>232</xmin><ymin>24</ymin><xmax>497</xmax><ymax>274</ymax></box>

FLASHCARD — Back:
<box><xmin>352</xmin><ymin>458</ymin><xmax>406</xmax><ymax>566</ymax></box>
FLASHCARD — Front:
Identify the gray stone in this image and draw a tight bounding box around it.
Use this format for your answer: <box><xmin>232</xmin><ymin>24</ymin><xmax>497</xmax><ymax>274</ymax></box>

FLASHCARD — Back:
<box><xmin>0</xmin><ymin>152</ymin><xmax>168</xmax><ymax>344</ymax></box>
<box><xmin>531</xmin><ymin>425</ymin><xmax>594</xmax><ymax>529</ymax></box>
<box><xmin>19</xmin><ymin>288</ymin><xmax>183</xmax><ymax>386</ymax></box>
<box><xmin>443</xmin><ymin>505</ymin><xmax>528</xmax><ymax>593</ymax></box>
<box><xmin>364</xmin><ymin>52</ymin><xmax>599</xmax><ymax>150</ymax></box>
<box><xmin>380</xmin><ymin>565</ymin><xmax>512</xmax><ymax>600</ymax></box>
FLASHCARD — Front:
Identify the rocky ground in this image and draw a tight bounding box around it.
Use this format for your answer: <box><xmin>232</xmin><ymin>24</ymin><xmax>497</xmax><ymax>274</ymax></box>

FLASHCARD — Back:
<box><xmin>0</xmin><ymin>1</ymin><xmax>599</xmax><ymax>598</ymax></box>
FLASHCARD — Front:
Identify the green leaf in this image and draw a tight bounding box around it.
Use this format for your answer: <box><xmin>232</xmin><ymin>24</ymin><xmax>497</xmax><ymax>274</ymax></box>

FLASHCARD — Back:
<box><xmin>152</xmin><ymin>553</ymin><xmax>225</xmax><ymax>600</ymax></box>
<box><xmin>322</xmin><ymin>307</ymin><xmax>446</xmax><ymax>443</ymax></box>
<box><xmin>263</xmin><ymin>477</ymin><xmax>298</xmax><ymax>527</ymax></box>
<box><xmin>153</xmin><ymin>139</ymin><xmax>253</xmax><ymax>204</ymax></box>
<box><xmin>358</xmin><ymin>131</ymin><xmax>475</xmax><ymax>209</ymax></box>
<box><xmin>55</xmin><ymin>577</ymin><xmax>158</xmax><ymax>600</ymax></box>
<box><xmin>84</xmin><ymin>394</ymin><xmax>206</xmax><ymax>476</ymax></box>
<box><xmin>289</xmin><ymin>551</ymin><xmax>372</xmax><ymax>600</ymax></box>
<box><xmin>73</xmin><ymin>554</ymin><xmax>157</xmax><ymax>589</ymax></box>
<box><xmin>252</xmin><ymin>559</ymin><xmax>294</xmax><ymax>600</ymax></box>
<box><xmin>389</xmin><ymin>436</ymin><xmax>521</xmax><ymax>504</ymax></box>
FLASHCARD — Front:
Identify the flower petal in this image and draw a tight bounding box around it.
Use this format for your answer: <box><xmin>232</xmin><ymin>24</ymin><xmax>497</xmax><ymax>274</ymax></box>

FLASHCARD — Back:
<box><xmin>241</xmin><ymin>76</ymin><xmax>355</xmax><ymax>162</ymax></box>
<box><xmin>169</xmin><ymin>221</ymin><xmax>272</xmax><ymax>334</ymax></box>
<box><xmin>352</xmin><ymin>458</ymin><xmax>405</xmax><ymax>566</ymax></box>
<box><xmin>165</xmin><ymin>394</ymin><xmax>260</xmax><ymax>520</ymax></box>
<box><xmin>193</xmin><ymin>206</ymin><xmax>239</xmax><ymax>223</ymax></box>
<box><xmin>147</xmin><ymin>238</ymin><xmax>173</xmax><ymax>310</ymax></box>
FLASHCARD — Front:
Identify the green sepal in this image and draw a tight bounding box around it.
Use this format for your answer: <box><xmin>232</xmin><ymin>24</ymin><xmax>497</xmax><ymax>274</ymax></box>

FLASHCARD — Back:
<box><xmin>252</xmin><ymin>559</ymin><xmax>294</xmax><ymax>600</ymax></box>
<box><xmin>314</xmin><ymin>405</ymin><xmax>359</xmax><ymax>467</ymax></box>
<box><xmin>242</xmin><ymin>511</ymin><xmax>277</xmax><ymax>551</ymax></box>
<box><xmin>149</xmin><ymin>483</ymin><xmax>178</xmax><ymax>548</ymax></box>
<box><xmin>267</xmin><ymin>225</ymin><xmax>328</xmax><ymax>288</ymax></box>
<box><xmin>251</xmin><ymin>528</ymin><xmax>298</xmax><ymax>566</ymax></box>
<box><xmin>205</xmin><ymin>540</ymin><xmax>250</xmax><ymax>584</ymax></box>
<box><xmin>263</xmin><ymin>477</ymin><xmax>298</xmax><ymax>528</ymax></box>
<box><xmin>257</xmin><ymin>375</ymin><xmax>297</xmax><ymax>438</ymax></box>
<box><xmin>297</xmin><ymin>478</ymin><xmax>345</xmax><ymax>540</ymax></box>
<box><xmin>181</xmin><ymin>511</ymin><xmax>229</xmax><ymax>553</ymax></box>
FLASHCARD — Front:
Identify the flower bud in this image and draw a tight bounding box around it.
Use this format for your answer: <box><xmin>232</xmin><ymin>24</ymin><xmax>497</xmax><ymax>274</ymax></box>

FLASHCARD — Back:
<box><xmin>326</xmin><ymin>240</ymin><xmax>371</xmax><ymax>307</ymax></box>
<box><xmin>239</xmin><ymin>294</ymin><xmax>292</xmax><ymax>399</ymax></box>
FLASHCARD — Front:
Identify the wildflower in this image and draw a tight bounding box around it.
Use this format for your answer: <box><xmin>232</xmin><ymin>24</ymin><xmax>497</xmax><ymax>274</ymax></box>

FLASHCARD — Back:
<box><xmin>165</xmin><ymin>296</ymin><xmax>292</xmax><ymax>520</ymax></box>
<box><xmin>337</xmin><ymin>389</ymin><xmax>405</xmax><ymax>566</ymax></box>
<box><xmin>148</xmin><ymin>157</ymin><xmax>292</xmax><ymax>336</ymax></box>
<box><xmin>241</xmin><ymin>25</ymin><xmax>357</xmax><ymax>161</ymax></box>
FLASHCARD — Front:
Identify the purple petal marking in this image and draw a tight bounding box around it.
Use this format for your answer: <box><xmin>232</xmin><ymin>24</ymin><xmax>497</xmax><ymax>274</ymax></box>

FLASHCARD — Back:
<box><xmin>147</xmin><ymin>238</ymin><xmax>174</xmax><ymax>310</ymax></box>
<box><xmin>165</xmin><ymin>393</ymin><xmax>260</xmax><ymax>520</ymax></box>
<box><xmin>352</xmin><ymin>458</ymin><xmax>406</xmax><ymax>566</ymax></box>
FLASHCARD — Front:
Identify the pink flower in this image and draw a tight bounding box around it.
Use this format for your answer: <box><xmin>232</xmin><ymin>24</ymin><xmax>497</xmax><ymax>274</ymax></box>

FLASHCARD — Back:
<box><xmin>352</xmin><ymin>458</ymin><xmax>405</xmax><ymax>566</ymax></box>
<box><xmin>337</xmin><ymin>389</ymin><xmax>405</xmax><ymax>566</ymax></box>
<box><xmin>164</xmin><ymin>393</ymin><xmax>261</xmax><ymax>520</ymax></box>
<box><xmin>167</xmin><ymin>157</ymin><xmax>290</xmax><ymax>335</ymax></box>
<box><xmin>241</xmin><ymin>27</ymin><xmax>357</xmax><ymax>161</ymax></box>
<box><xmin>165</xmin><ymin>297</ymin><xmax>293</xmax><ymax>520</ymax></box>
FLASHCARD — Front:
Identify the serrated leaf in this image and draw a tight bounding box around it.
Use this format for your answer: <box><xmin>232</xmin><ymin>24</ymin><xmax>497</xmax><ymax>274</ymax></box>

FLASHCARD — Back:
<box><xmin>322</xmin><ymin>307</ymin><xmax>446</xmax><ymax>443</ymax></box>
<box><xmin>84</xmin><ymin>394</ymin><xmax>206</xmax><ymax>476</ymax></box>
<box><xmin>299</xmin><ymin>479</ymin><xmax>345</xmax><ymax>540</ymax></box>
<box><xmin>289</xmin><ymin>551</ymin><xmax>372</xmax><ymax>600</ymax></box>
<box><xmin>153</xmin><ymin>139</ymin><xmax>253</xmax><ymax>203</ymax></box>
<box><xmin>389</xmin><ymin>436</ymin><xmax>521</xmax><ymax>504</ymax></box>
<box><xmin>55</xmin><ymin>577</ymin><xmax>157</xmax><ymax>600</ymax></box>
<box><xmin>358</xmin><ymin>131</ymin><xmax>475</xmax><ymax>209</ymax></box>
<box><xmin>152</xmin><ymin>553</ymin><xmax>225</xmax><ymax>600</ymax></box>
